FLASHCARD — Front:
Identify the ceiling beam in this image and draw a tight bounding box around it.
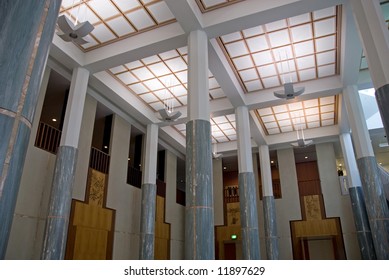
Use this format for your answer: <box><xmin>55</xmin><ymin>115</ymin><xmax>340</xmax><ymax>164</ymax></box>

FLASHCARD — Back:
<box><xmin>83</xmin><ymin>23</ymin><xmax>187</xmax><ymax>73</ymax></box>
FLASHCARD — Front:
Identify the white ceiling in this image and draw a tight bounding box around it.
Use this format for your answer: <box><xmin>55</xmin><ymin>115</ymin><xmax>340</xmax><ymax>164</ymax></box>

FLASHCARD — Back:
<box><xmin>51</xmin><ymin>0</ymin><xmax>389</xmax><ymax>167</ymax></box>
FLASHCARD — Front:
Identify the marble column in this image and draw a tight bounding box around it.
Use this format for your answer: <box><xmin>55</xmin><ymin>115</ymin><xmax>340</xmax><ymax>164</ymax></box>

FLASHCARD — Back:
<box><xmin>41</xmin><ymin>67</ymin><xmax>90</xmax><ymax>260</ymax></box>
<box><xmin>340</xmin><ymin>133</ymin><xmax>376</xmax><ymax>259</ymax></box>
<box><xmin>139</xmin><ymin>123</ymin><xmax>158</xmax><ymax>260</ymax></box>
<box><xmin>343</xmin><ymin>86</ymin><xmax>389</xmax><ymax>259</ymax></box>
<box><xmin>236</xmin><ymin>106</ymin><xmax>260</xmax><ymax>260</ymax></box>
<box><xmin>351</xmin><ymin>0</ymin><xmax>389</xmax><ymax>139</ymax></box>
<box><xmin>185</xmin><ymin>30</ymin><xmax>214</xmax><ymax>260</ymax></box>
<box><xmin>0</xmin><ymin>0</ymin><xmax>61</xmax><ymax>259</ymax></box>
<box><xmin>259</xmin><ymin>145</ymin><xmax>279</xmax><ymax>260</ymax></box>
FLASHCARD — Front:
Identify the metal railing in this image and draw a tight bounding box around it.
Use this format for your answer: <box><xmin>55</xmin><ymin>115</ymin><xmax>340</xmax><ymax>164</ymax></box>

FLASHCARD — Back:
<box><xmin>127</xmin><ymin>165</ymin><xmax>142</xmax><ymax>188</ymax></box>
<box><xmin>89</xmin><ymin>147</ymin><xmax>110</xmax><ymax>174</ymax></box>
<box><xmin>34</xmin><ymin>122</ymin><xmax>61</xmax><ymax>154</ymax></box>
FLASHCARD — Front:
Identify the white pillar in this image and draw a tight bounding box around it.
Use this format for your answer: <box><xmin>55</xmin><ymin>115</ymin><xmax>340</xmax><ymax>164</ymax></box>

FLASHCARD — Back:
<box><xmin>139</xmin><ymin>123</ymin><xmax>158</xmax><ymax>259</ymax></box>
<box><xmin>339</xmin><ymin>133</ymin><xmax>362</xmax><ymax>188</ymax></box>
<box><xmin>342</xmin><ymin>86</ymin><xmax>374</xmax><ymax>159</ymax></box>
<box><xmin>236</xmin><ymin>106</ymin><xmax>253</xmax><ymax>173</ymax></box>
<box><xmin>143</xmin><ymin>124</ymin><xmax>158</xmax><ymax>185</ymax></box>
<box><xmin>351</xmin><ymin>0</ymin><xmax>389</xmax><ymax>89</ymax></box>
<box><xmin>188</xmin><ymin>30</ymin><xmax>209</xmax><ymax>121</ymax></box>
<box><xmin>60</xmin><ymin>67</ymin><xmax>89</xmax><ymax>148</ymax></box>
<box><xmin>259</xmin><ymin>145</ymin><xmax>273</xmax><ymax>196</ymax></box>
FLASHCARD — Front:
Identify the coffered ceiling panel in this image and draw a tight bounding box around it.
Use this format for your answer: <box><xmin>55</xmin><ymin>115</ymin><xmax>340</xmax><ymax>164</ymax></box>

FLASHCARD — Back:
<box><xmin>256</xmin><ymin>95</ymin><xmax>338</xmax><ymax>135</ymax></box>
<box><xmin>59</xmin><ymin>0</ymin><xmax>176</xmax><ymax>51</ymax></box>
<box><xmin>174</xmin><ymin>114</ymin><xmax>237</xmax><ymax>143</ymax></box>
<box><xmin>218</xmin><ymin>6</ymin><xmax>340</xmax><ymax>93</ymax></box>
<box><xmin>109</xmin><ymin>47</ymin><xmax>225</xmax><ymax>112</ymax></box>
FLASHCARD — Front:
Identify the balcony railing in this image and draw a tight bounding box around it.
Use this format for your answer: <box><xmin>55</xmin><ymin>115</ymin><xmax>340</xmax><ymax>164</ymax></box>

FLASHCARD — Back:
<box><xmin>35</xmin><ymin>122</ymin><xmax>62</xmax><ymax>154</ymax></box>
<box><xmin>89</xmin><ymin>147</ymin><xmax>110</xmax><ymax>174</ymax></box>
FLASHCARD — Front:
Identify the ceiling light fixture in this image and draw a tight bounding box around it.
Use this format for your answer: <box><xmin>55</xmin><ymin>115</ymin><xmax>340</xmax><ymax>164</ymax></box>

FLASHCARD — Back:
<box><xmin>290</xmin><ymin>123</ymin><xmax>313</xmax><ymax>148</ymax></box>
<box><xmin>57</xmin><ymin>0</ymin><xmax>94</xmax><ymax>44</ymax></box>
<box><xmin>157</xmin><ymin>79</ymin><xmax>182</xmax><ymax>122</ymax></box>
<box><xmin>212</xmin><ymin>143</ymin><xmax>222</xmax><ymax>159</ymax></box>
<box><xmin>274</xmin><ymin>51</ymin><xmax>305</xmax><ymax>100</ymax></box>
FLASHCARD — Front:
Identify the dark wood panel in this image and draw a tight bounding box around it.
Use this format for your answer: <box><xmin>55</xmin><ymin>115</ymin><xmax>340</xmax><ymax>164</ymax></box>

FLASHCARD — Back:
<box><xmin>296</xmin><ymin>161</ymin><xmax>320</xmax><ymax>182</ymax></box>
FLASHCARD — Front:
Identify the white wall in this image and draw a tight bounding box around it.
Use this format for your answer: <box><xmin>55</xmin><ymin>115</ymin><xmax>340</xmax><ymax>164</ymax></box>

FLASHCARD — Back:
<box><xmin>165</xmin><ymin>150</ymin><xmax>185</xmax><ymax>259</ymax></box>
<box><xmin>316</xmin><ymin>142</ymin><xmax>360</xmax><ymax>259</ymax></box>
<box><xmin>106</xmin><ymin>114</ymin><xmax>141</xmax><ymax>260</ymax></box>
<box><xmin>276</xmin><ymin>148</ymin><xmax>301</xmax><ymax>260</ymax></box>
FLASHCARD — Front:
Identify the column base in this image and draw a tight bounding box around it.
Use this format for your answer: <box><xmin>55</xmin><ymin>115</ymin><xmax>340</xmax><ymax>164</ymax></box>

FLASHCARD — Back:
<box><xmin>348</xmin><ymin>186</ymin><xmax>376</xmax><ymax>259</ymax></box>
<box><xmin>42</xmin><ymin>145</ymin><xmax>78</xmax><ymax>260</ymax></box>
<box><xmin>357</xmin><ymin>156</ymin><xmax>389</xmax><ymax>259</ymax></box>
<box><xmin>185</xmin><ymin>119</ymin><xmax>214</xmax><ymax>260</ymax></box>
<box><xmin>376</xmin><ymin>84</ymin><xmax>389</xmax><ymax>140</ymax></box>
<box><xmin>263</xmin><ymin>196</ymin><xmax>279</xmax><ymax>260</ymax></box>
<box><xmin>238</xmin><ymin>172</ymin><xmax>260</xmax><ymax>260</ymax></box>
<box><xmin>139</xmin><ymin>183</ymin><xmax>156</xmax><ymax>260</ymax></box>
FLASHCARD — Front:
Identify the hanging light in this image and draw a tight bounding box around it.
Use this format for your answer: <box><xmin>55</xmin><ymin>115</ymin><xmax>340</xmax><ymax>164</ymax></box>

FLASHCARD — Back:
<box><xmin>157</xmin><ymin>78</ymin><xmax>182</xmax><ymax>122</ymax></box>
<box><xmin>57</xmin><ymin>0</ymin><xmax>94</xmax><ymax>44</ymax></box>
<box><xmin>290</xmin><ymin>115</ymin><xmax>313</xmax><ymax>148</ymax></box>
<box><xmin>274</xmin><ymin>50</ymin><xmax>305</xmax><ymax>100</ymax></box>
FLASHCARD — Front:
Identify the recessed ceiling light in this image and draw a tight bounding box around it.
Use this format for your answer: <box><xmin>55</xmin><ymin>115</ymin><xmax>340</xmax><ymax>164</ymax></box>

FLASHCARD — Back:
<box><xmin>305</xmin><ymin>156</ymin><xmax>308</xmax><ymax>159</ymax></box>
<box><xmin>271</xmin><ymin>160</ymin><xmax>274</xmax><ymax>164</ymax></box>
<box><xmin>223</xmin><ymin>166</ymin><xmax>227</xmax><ymax>170</ymax></box>
<box><xmin>52</xmin><ymin>118</ymin><xmax>57</xmax><ymax>122</ymax></box>
<box><xmin>104</xmin><ymin>145</ymin><xmax>108</xmax><ymax>149</ymax></box>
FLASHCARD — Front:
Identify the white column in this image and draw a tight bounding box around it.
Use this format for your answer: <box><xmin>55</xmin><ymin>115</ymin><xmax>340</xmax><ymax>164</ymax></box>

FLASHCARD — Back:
<box><xmin>139</xmin><ymin>123</ymin><xmax>159</xmax><ymax>259</ymax></box>
<box><xmin>339</xmin><ymin>133</ymin><xmax>362</xmax><ymax>188</ymax></box>
<box><xmin>342</xmin><ymin>85</ymin><xmax>374</xmax><ymax>159</ymax></box>
<box><xmin>60</xmin><ymin>67</ymin><xmax>89</xmax><ymax>148</ymax></box>
<box><xmin>236</xmin><ymin>105</ymin><xmax>260</xmax><ymax>259</ymax></box>
<box><xmin>188</xmin><ymin>30</ymin><xmax>209</xmax><ymax>121</ymax></box>
<box><xmin>351</xmin><ymin>0</ymin><xmax>389</xmax><ymax>89</ymax></box>
<box><xmin>259</xmin><ymin>145</ymin><xmax>273</xmax><ymax>196</ymax></box>
<box><xmin>236</xmin><ymin>106</ymin><xmax>253</xmax><ymax>173</ymax></box>
<box><xmin>42</xmin><ymin>67</ymin><xmax>89</xmax><ymax>259</ymax></box>
<box><xmin>143</xmin><ymin>124</ymin><xmax>158</xmax><ymax>185</ymax></box>
<box><xmin>185</xmin><ymin>29</ymin><xmax>214</xmax><ymax>260</ymax></box>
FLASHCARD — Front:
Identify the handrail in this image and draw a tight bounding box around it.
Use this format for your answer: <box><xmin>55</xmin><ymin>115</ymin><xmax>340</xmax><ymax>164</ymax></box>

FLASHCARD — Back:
<box><xmin>34</xmin><ymin>122</ymin><xmax>62</xmax><ymax>154</ymax></box>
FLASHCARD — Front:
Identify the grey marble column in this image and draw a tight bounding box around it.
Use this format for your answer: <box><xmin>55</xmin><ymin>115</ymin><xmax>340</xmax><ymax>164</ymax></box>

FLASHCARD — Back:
<box><xmin>139</xmin><ymin>183</ymin><xmax>157</xmax><ymax>260</ymax></box>
<box><xmin>238</xmin><ymin>172</ymin><xmax>260</xmax><ymax>260</ymax></box>
<box><xmin>185</xmin><ymin>119</ymin><xmax>214</xmax><ymax>260</ymax></box>
<box><xmin>263</xmin><ymin>196</ymin><xmax>279</xmax><ymax>260</ymax></box>
<box><xmin>340</xmin><ymin>133</ymin><xmax>376</xmax><ymax>259</ymax></box>
<box><xmin>376</xmin><ymin>84</ymin><xmax>389</xmax><ymax>141</ymax></box>
<box><xmin>357</xmin><ymin>157</ymin><xmax>389</xmax><ymax>259</ymax></box>
<box><xmin>0</xmin><ymin>0</ymin><xmax>61</xmax><ymax>259</ymax></box>
<box><xmin>348</xmin><ymin>186</ymin><xmax>376</xmax><ymax>259</ymax></box>
<box><xmin>41</xmin><ymin>146</ymin><xmax>78</xmax><ymax>259</ymax></box>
